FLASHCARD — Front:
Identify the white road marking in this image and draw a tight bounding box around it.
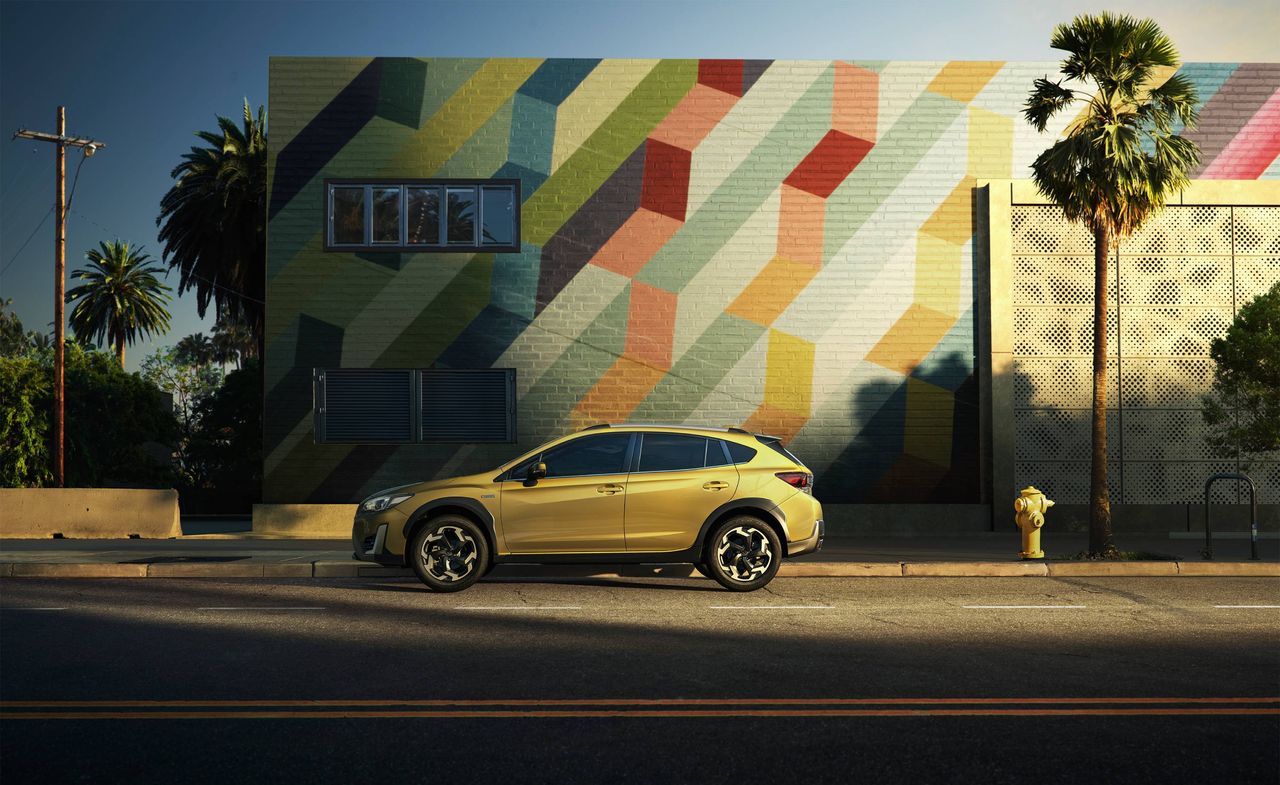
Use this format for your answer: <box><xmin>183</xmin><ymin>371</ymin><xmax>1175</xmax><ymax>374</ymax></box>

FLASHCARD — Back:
<box><xmin>710</xmin><ymin>605</ymin><xmax>833</xmax><ymax>610</ymax></box>
<box><xmin>1213</xmin><ymin>605</ymin><xmax>1280</xmax><ymax>609</ymax></box>
<box><xmin>1</xmin><ymin>607</ymin><xmax>67</xmax><ymax>611</ymax></box>
<box><xmin>456</xmin><ymin>606</ymin><xmax>583</xmax><ymax>611</ymax></box>
<box><xmin>964</xmin><ymin>605</ymin><xmax>1086</xmax><ymax>609</ymax></box>
<box><xmin>197</xmin><ymin>607</ymin><xmax>326</xmax><ymax>611</ymax></box>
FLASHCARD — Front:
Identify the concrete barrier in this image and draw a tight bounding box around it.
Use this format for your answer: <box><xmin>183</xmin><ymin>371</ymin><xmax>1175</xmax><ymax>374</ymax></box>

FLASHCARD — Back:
<box><xmin>251</xmin><ymin>504</ymin><xmax>356</xmax><ymax>538</ymax></box>
<box><xmin>0</xmin><ymin>488</ymin><xmax>180</xmax><ymax>539</ymax></box>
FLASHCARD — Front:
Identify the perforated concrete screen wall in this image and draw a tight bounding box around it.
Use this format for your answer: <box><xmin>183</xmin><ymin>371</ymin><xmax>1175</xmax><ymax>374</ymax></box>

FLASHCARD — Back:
<box><xmin>1003</xmin><ymin>194</ymin><xmax>1280</xmax><ymax>505</ymax></box>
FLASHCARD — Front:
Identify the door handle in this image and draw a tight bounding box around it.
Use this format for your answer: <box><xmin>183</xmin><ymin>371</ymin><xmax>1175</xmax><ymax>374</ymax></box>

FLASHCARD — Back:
<box><xmin>597</xmin><ymin>484</ymin><xmax>624</xmax><ymax>495</ymax></box>
<box><xmin>702</xmin><ymin>481</ymin><xmax>730</xmax><ymax>491</ymax></box>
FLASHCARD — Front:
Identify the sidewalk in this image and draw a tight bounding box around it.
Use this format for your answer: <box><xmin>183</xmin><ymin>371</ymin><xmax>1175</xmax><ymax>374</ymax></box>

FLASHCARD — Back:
<box><xmin>1</xmin><ymin>534</ymin><xmax>1275</xmax><ymax>578</ymax></box>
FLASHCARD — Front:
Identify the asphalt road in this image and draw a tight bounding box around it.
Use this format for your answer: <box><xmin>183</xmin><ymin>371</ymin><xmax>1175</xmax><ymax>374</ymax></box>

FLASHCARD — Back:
<box><xmin>2</xmin><ymin>575</ymin><xmax>1277</xmax><ymax>784</ymax></box>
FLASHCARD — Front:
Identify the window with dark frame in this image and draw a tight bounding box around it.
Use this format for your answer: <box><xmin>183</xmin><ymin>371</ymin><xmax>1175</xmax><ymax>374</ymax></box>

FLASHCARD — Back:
<box><xmin>325</xmin><ymin>180</ymin><xmax>520</xmax><ymax>252</ymax></box>
<box><xmin>314</xmin><ymin>368</ymin><xmax>516</xmax><ymax>444</ymax></box>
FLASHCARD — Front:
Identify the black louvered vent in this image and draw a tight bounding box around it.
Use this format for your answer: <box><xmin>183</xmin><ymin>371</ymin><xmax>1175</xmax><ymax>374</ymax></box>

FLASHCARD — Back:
<box><xmin>320</xmin><ymin>369</ymin><xmax>412</xmax><ymax>443</ymax></box>
<box><xmin>420</xmin><ymin>369</ymin><xmax>514</xmax><ymax>442</ymax></box>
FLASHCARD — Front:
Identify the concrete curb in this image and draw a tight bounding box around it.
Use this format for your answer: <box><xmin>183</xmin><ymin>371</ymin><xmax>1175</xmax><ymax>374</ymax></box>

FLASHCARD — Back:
<box><xmin>2</xmin><ymin>561</ymin><xmax>1276</xmax><ymax>578</ymax></box>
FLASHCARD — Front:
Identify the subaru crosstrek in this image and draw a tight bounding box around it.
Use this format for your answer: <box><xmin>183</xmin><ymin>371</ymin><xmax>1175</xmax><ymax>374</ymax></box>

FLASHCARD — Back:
<box><xmin>351</xmin><ymin>424</ymin><xmax>824</xmax><ymax>592</ymax></box>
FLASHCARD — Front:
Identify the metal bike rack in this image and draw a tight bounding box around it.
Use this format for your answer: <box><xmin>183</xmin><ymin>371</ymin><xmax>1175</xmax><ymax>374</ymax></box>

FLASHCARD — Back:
<box><xmin>1202</xmin><ymin>473</ymin><xmax>1259</xmax><ymax>561</ymax></box>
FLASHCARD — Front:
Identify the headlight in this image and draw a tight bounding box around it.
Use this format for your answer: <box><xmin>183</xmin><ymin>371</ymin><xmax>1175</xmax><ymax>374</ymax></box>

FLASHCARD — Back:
<box><xmin>361</xmin><ymin>493</ymin><xmax>412</xmax><ymax>513</ymax></box>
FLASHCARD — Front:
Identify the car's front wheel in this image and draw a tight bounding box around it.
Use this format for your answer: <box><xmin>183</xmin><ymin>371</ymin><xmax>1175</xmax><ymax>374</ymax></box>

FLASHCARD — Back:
<box><xmin>704</xmin><ymin>516</ymin><xmax>781</xmax><ymax>592</ymax></box>
<box><xmin>409</xmin><ymin>516</ymin><xmax>489</xmax><ymax>592</ymax></box>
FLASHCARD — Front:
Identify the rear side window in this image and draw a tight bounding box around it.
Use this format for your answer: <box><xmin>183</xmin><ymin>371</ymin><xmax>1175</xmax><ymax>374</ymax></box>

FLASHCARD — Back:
<box><xmin>638</xmin><ymin>433</ymin><xmax>708</xmax><ymax>472</ymax></box>
<box><xmin>758</xmin><ymin>437</ymin><xmax>801</xmax><ymax>465</ymax></box>
<box><xmin>725</xmin><ymin>441</ymin><xmax>757</xmax><ymax>464</ymax></box>
<box><xmin>705</xmin><ymin>439</ymin><xmax>732</xmax><ymax>467</ymax></box>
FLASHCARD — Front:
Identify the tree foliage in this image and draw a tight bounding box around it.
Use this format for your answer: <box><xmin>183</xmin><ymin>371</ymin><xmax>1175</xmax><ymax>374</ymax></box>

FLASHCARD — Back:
<box><xmin>156</xmin><ymin>100</ymin><xmax>266</xmax><ymax>344</ymax></box>
<box><xmin>66</xmin><ymin>240</ymin><xmax>172</xmax><ymax>367</ymax></box>
<box><xmin>0</xmin><ymin>344</ymin><xmax>178</xmax><ymax>487</ymax></box>
<box><xmin>1202</xmin><ymin>282</ymin><xmax>1280</xmax><ymax>459</ymax></box>
<box><xmin>1024</xmin><ymin>13</ymin><xmax>1201</xmax><ymax>239</ymax></box>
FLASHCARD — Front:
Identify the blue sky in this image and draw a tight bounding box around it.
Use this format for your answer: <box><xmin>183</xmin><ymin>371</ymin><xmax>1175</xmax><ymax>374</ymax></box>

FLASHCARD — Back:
<box><xmin>2</xmin><ymin>0</ymin><xmax>1276</xmax><ymax>370</ymax></box>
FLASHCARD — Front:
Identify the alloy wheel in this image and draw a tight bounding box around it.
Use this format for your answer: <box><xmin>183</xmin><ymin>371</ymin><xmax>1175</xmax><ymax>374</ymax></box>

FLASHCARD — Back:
<box><xmin>715</xmin><ymin>525</ymin><xmax>773</xmax><ymax>582</ymax></box>
<box><xmin>422</xmin><ymin>525</ymin><xmax>478</xmax><ymax>582</ymax></box>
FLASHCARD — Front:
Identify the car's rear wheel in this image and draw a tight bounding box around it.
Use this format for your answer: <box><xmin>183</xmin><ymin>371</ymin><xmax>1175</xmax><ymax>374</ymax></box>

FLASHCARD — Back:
<box><xmin>409</xmin><ymin>515</ymin><xmax>489</xmax><ymax>592</ymax></box>
<box><xmin>704</xmin><ymin>516</ymin><xmax>781</xmax><ymax>592</ymax></box>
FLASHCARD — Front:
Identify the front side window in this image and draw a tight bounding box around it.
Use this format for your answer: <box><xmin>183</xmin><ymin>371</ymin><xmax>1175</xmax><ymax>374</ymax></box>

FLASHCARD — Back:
<box><xmin>326</xmin><ymin>180</ymin><xmax>519</xmax><ymax>252</ymax></box>
<box><xmin>541</xmin><ymin>434</ymin><xmax>631</xmax><ymax>478</ymax></box>
<box><xmin>637</xmin><ymin>434</ymin><xmax>709</xmax><ymax>472</ymax></box>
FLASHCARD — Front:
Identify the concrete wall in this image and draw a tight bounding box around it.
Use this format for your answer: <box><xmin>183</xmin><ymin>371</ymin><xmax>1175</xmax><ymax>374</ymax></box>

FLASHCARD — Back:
<box><xmin>0</xmin><ymin>488</ymin><xmax>181</xmax><ymax>539</ymax></box>
<box><xmin>252</xmin><ymin>504</ymin><xmax>358</xmax><ymax>538</ymax></box>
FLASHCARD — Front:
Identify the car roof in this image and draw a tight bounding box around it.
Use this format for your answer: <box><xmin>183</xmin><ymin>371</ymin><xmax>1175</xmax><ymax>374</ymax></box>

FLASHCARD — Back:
<box><xmin>578</xmin><ymin>423</ymin><xmax>781</xmax><ymax>440</ymax></box>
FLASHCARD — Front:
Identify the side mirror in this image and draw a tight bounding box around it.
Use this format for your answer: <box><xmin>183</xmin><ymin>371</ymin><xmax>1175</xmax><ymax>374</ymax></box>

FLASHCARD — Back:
<box><xmin>524</xmin><ymin>462</ymin><xmax>547</xmax><ymax>487</ymax></box>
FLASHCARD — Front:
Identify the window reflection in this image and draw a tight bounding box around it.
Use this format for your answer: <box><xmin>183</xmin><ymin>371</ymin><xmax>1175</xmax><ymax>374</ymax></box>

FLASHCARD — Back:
<box><xmin>481</xmin><ymin>187</ymin><xmax>514</xmax><ymax>246</ymax></box>
<box><xmin>407</xmin><ymin>187</ymin><xmax>440</xmax><ymax>245</ymax></box>
<box><xmin>332</xmin><ymin>187</ymin><xmax>364</xmax><ymax>245</ymax></box>
<box><xmin>447</xmin><ymin>187</ymin><xmax>476</xmax><ymax>244</ymax></box>
<box><xmin>372</xmin><ymin>187</ymin><xmax>400</xmax><ymax>244</ymax></box>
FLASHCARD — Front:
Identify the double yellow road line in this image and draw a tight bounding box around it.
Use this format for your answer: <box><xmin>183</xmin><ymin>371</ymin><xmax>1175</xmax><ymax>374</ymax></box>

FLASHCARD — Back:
<box><xmin>3</xmin><ymin>697</ymin><xmax>1278</xmax><ymax>720</ymax></box>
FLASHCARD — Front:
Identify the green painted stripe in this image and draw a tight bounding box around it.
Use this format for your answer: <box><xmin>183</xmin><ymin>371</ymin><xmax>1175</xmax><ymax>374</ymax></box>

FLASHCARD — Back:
<box><xmin>432</xmin><ymin>96</ymin><xmax>515</xmax><ymax>178</ymax></box>
<box><xmin>522</xmin><ymin>59</ymin><xmax>698</xmax><ymax>246</ymax></box>
<box><xmin>516</xmin><ymin>286</ymin><xmax>631</xmax><ymax>435</ymax></box>
<box><xmin>822</xmin><ymin>91</ymin><xmax>966</xmax><ymax>262</ymax></box>
<box><xmin>418</xmin><ymin>58</ymin><xmax>490</xmax><ymax>125</ymax></box>
<box><xmin>374</xmin><ymin>254</ymin><xmax>494</xmax><ymax>367</ymax></box>
<box><xmin>634</xmin><ymin>65</ymin><xmax>833</xmax><ymax>293</ymax></box>
<box><xmin>630</xmin><ymin>313</ymin><xmax>767</xmax><ymax>422</ymax></box>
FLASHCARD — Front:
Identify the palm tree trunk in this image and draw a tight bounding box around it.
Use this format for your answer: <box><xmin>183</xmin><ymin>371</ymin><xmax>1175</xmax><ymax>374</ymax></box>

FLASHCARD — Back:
<box><xmin>1090</xmin><ymin>224</ymin><xmax>1115</xmax><ymax>556</ymax></box>
<box><xmin>116</xmin><ymin>337</ymin><xmax>126</xmax><ymax>369</ymax></box>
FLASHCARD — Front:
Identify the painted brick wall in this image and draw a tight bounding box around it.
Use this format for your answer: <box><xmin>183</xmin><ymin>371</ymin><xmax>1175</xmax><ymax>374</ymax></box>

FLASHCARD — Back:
<box><xmin>265</xmin><ymin>58</ymin><xmax>1280</xmax><ymax>505</ymax></box>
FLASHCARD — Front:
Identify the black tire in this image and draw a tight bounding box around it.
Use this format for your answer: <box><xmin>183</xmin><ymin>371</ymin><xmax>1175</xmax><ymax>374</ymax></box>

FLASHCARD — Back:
<box><xmin>704</xmin><ymin>515</ymin><xmax>782</xmax><ymax>592</ymax></box>
<box><xmin>408</xmin><ymin>515</ymin><xmax>490</xmax><ymax>592</ymax></box>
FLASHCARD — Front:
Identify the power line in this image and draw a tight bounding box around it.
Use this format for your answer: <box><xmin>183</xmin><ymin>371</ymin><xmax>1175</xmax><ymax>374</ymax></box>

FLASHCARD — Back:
<box><xmin>0</xmin><ymin>206</ymin><xmax>54</xmax><ymax>279</ymax></box>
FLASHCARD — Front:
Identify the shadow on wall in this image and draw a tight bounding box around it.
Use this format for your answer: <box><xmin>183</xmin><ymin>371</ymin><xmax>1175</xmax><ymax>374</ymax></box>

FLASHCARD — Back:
<box><xmin>1005</xmin><ymin>360</ymin><xmax>1273</xmax><ymax>517</ymax></box>
<box><xmin>817</xmin><ymin>351</ymin><xmax>980</xmax><ymax>505</ymax></box>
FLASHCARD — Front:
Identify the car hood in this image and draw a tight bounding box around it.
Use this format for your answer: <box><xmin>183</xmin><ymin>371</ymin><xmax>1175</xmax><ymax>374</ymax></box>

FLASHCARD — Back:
<box><xmin>379</xmin><ymin>471</ymin><xmax>495</xmax><ymax>500</ymax></box>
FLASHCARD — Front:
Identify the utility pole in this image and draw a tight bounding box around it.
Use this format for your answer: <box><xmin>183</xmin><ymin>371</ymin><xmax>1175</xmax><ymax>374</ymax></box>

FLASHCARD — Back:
<box><xmin>13</xmin><ymin>108</ymin><xmax>105</xmax><ymax>487</ymax></box>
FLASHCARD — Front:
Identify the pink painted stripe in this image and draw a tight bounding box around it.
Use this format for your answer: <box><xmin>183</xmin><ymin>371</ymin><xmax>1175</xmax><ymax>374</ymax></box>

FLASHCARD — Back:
<box><xmin>1200</xmin><ymin>89</ymin><xmax>1280</xmax><ymax>180</ymax></box>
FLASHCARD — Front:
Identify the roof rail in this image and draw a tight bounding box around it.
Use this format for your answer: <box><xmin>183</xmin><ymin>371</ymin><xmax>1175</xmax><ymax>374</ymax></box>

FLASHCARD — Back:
<box><xmin>580</xmin><ymin>423</ymin><xmax>612</xmax><ymax>431</ymax></box>
<box><xmin>725</xmin><ymin>426</ymin><xmax>751</xmax><ymax>435</ymax></box>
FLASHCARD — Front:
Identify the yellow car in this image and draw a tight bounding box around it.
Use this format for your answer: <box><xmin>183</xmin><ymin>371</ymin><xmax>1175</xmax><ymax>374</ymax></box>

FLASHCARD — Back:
<box><xmin>352</xmin><ymin>424</ymin><xmax>824</xmax><ymax>592</ymax></box>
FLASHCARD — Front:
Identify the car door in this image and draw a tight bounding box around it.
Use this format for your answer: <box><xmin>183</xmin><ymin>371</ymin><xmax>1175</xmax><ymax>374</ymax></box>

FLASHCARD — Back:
<box><xmin>623</xmin><ymin>433</ymin><xmax>739</xmax><ymax>552</ymax></box>
<box><xmin>499</xmin><ymin>432</ymin><xmax>633</xmax><ymax>553</ymax></box>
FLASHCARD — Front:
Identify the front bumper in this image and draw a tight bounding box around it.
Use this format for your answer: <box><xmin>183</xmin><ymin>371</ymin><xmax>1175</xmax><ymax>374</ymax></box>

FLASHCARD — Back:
<box><xmin>351</xmin><ymin>510</ymin><xmax>408</xmax><ymax>566</ymax></box>
<box><xmin>787</xmin><ymin>518</ymin><xmax>825</xmax><ymax>557</ymax></box>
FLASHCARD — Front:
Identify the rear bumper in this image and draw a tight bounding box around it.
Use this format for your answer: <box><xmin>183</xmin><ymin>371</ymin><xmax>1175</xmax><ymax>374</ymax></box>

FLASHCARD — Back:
<box><xmin>787</xmin><ymin>517</ymin><xmax>824</xmax><ymax>557</ymax></box>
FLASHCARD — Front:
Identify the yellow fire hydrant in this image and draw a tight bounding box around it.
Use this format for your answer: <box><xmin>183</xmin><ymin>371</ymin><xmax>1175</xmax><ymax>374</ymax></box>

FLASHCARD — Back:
<box><xmin>1013</xmin><ymin>486</ymin><xmax>1054</xmax><ymax>559</ymax></box>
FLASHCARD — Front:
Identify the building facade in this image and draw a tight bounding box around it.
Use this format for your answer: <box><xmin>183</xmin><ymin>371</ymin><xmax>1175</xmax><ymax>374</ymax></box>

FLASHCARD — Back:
<box><xmin>265</xmin><ymin>58</ymin><xmax>1280</xmax><ymax>523</ymax></box>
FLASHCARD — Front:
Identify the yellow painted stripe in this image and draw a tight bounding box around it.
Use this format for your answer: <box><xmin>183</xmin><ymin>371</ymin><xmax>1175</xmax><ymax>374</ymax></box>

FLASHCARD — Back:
<box><xmin>763</xmin><ymin>329</ymin><xmax>815</xmax><ymax>418</ymax></box>
<box><xmin>5</xmin><ymin>697</ymin><xmax>1274</xmax><ymax>708</ymax></box>
<box><xmin>551</xmin><ymin>60</ymin><xmax>660</xmax><ymax>173</ymax></box>
<box><xmin>385</xmin><ymin>59</ymin><xmax>543</xmax><ymax>176</ymax></box>
<box><xmin>4</xmin><ymin>708</ymin><xmax>1276</xmax><ymax>720</ymax></box>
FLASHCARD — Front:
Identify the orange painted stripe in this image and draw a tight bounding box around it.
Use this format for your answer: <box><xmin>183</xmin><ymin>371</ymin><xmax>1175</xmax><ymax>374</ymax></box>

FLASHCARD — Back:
<box><xmin>4</xmin><ymin>697</ymin><xmax>1275</xmax><ymax>708</ymax></box>
<box><xmin>3</xmin><ymin>708</ymin><xmax>1277</xmax><ymax>720</ymax></box>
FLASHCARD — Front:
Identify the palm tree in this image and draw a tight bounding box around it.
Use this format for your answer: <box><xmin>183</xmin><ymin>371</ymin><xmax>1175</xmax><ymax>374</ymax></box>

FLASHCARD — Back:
<box><xmin>211</xmin><ymin>319</ymin><xmax>255</xmax><ymax>370</ymax></box>
<box><xmin>1024</xmin><ymin>12</ymin><xmax>1200</xmax><ymax>556</ymax></box>
<box><xmin>157</xmin><ymin>100</ymin><xmax>266</xmax><ymax>355</ymax></box>
<box><xmin>174</xmin><ymin>333</ymin><xmax>215</xmax><ymax>368</ymax></box>
<box><xmin>66</xmin><ymin>241</ymin><xmax>172</xmax><ymax>367</ymax></box>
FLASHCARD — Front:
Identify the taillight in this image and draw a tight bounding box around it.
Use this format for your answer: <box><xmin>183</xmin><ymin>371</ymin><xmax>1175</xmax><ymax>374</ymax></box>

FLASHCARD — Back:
<box><xmin>775</xmin><ymin>472</ymin><xmax>812</xmax><ymax>494</ymax></box>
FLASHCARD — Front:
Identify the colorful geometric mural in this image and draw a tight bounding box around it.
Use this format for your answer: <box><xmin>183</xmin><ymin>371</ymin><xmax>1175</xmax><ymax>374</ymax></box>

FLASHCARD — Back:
<box><xmin>265</xmin><ymin>58</ymin><xmax>1280</xmax><ymax>504</ymax></box>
